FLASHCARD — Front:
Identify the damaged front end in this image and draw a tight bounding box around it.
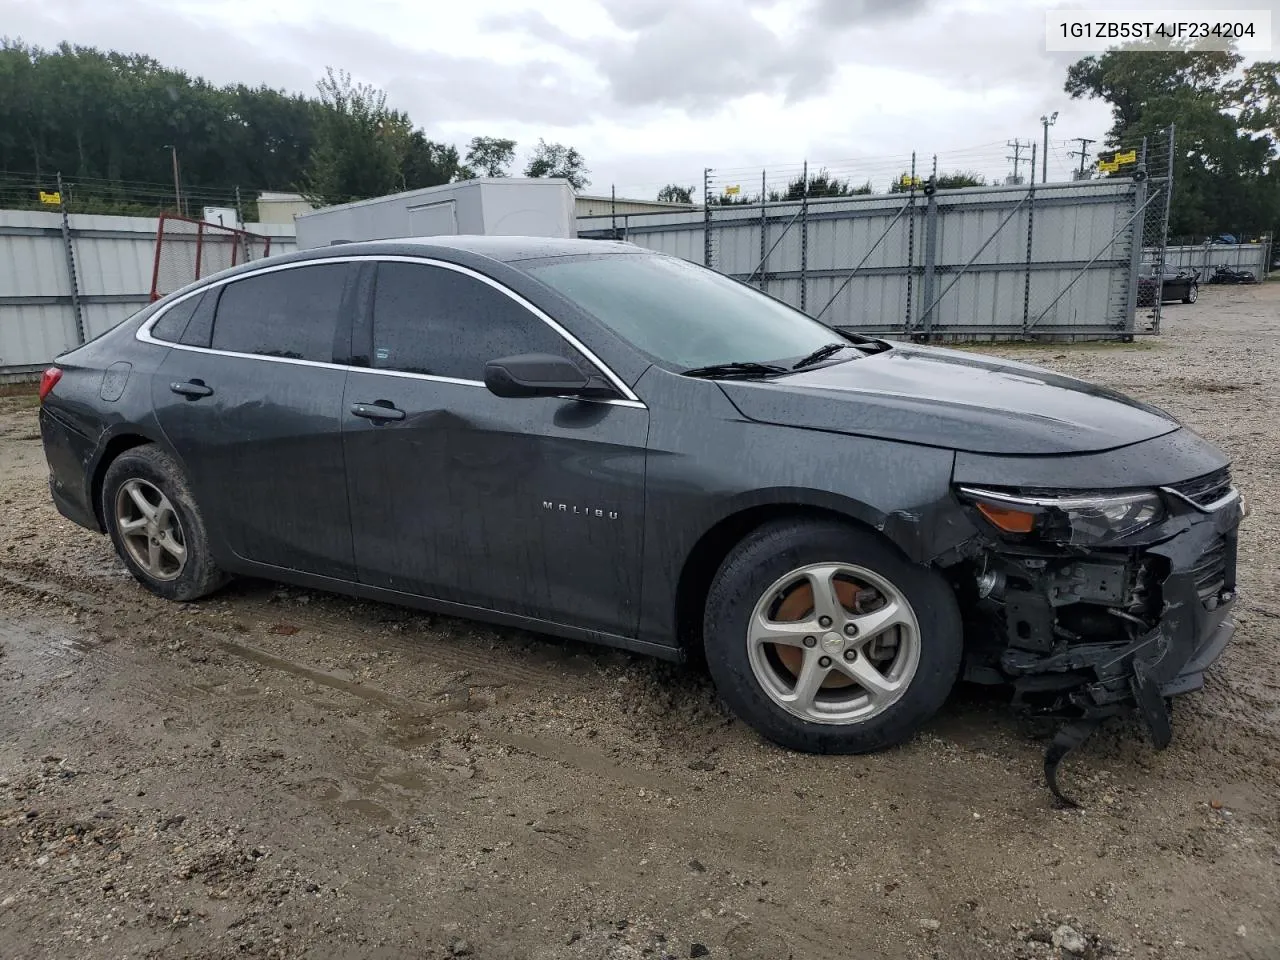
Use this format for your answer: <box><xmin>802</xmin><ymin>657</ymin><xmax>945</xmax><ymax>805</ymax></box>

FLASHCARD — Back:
<box><xmin>950</xmin><ymin>467</ymin><xmax>1245</xmax><ymax>805</ymax></box>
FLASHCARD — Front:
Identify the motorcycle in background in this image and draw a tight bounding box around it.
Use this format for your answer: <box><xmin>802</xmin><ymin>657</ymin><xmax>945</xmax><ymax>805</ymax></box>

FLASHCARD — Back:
<box><xmin>1207</xmin><ymin>264</ymin><xmax>1256</xmax><ymax>284</ymax></box>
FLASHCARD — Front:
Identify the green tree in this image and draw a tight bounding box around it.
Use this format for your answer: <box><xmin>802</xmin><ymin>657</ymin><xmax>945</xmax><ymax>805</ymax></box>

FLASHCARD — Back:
<box><xmin>1229</xmin><ymin>61</ymin><xmax>1280</xmax><ymax>137</ymax></box>
<box><xmin>303</xmin><ymin>68</ymin><xmax>401</xmax><ymax>205</ymax></box>
<box><xmin>1064</xmin><ymin>42</ymin><xmax>1278</xmax><ymax>237</ymax></box>
<box><xmin>657</xmin><ymin>183</ymin><xmax>694</xmax><ymax>203</ymax></box>
<box><xmin>398</xmin><ymin>130</ymin><xmax>462</xmax><ymax>189</ymax></box>
<box><xmin>461</xmin><ymin>136</ymin><xmax>516</xmax><ymax>178</ymax></box>
<box><xmin>524</xmin><ymin>139</ymin><xmax>590</xmax><ymax>190</ymax></box>
<box><xmin>772</xmin><ymin>168</ymin><xmax>859</xmax><ymax>200</ymax></box>
<box><xmin>935</xmin><ymin>170</ymin><xmax>985</xmax><ymax>189</ymax></box>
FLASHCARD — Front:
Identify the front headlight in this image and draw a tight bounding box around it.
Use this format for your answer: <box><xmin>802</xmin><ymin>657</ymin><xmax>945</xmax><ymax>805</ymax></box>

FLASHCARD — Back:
<box><xmin>958</xmin><ymin>487</ymin><xmax>1165</xmax><ymax>545</ymax></box>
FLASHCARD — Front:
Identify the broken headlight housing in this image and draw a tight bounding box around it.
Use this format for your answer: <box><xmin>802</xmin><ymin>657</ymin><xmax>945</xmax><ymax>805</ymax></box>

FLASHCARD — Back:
<box><xmin>958</xmin><ymin>487</ymin><xmax>1165</xmax><ymax>545</ymax></box>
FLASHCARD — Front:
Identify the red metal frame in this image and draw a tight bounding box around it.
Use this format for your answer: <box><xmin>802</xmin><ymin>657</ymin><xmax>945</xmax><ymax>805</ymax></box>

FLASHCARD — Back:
<box><xmin>149</xmin><ymin>213</ymin><xmax>274</xmax><ymax>302</ymax></box>
<box><xmin>194</xmin><ymin>221</ymin><xmax>205</xmax><ymax>281</ymax></box>
<box><xmin>149</xmin><ymin>217</ymin><xmax>167</xmax><ymax>302</ymax></box>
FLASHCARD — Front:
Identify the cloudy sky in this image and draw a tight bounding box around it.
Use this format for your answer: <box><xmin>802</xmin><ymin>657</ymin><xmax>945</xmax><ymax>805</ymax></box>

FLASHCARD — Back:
<box><xmin>6</xmin><ymin>0</ymin><xmax>1278</xmax><ymax>196</ymax></box>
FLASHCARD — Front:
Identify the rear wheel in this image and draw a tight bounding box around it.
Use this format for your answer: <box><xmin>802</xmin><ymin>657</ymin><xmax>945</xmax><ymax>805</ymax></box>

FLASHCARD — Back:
<box><xmin>703</xmin><ymin>518</ymin><xmax>962</xmax><ymax>753</ymax></box>
<box><xmin>102</xmin><ymin>445</ymin><xmax>228</xmax><ymax>602</ymax></box>
<box><xmin>1183</xmin><ymin>284</ymin><xmax>1198</xmax><ymax>304</ymax></box>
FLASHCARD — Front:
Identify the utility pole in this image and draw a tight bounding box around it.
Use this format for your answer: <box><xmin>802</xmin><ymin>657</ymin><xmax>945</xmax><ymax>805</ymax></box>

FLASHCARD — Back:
<box><xmin>1069</xmin><ymin>137</ymin><xmax>1096</xmax><ymax>178</ymax></box>
<box><xmin>1006</xmin><ymin>139</ymin><xmax>1032</xmax><ymax>184</ymax></box>
<box><xmin>163</xmin><ymin>144</ymin><xmax>182</xmax><ymax>215</ymax></box>
<box><xmin>1040</xmin><ymin>111</ymin><xmax>1058</xmax><ymax>182</ymax></box>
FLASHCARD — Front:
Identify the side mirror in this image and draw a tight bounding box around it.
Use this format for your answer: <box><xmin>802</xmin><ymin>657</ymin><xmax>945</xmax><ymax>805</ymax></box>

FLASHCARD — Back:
<box><xmin>483</xmin><ymin>353</ymin><xmax>616</xmax><ymax>400</ymax></box>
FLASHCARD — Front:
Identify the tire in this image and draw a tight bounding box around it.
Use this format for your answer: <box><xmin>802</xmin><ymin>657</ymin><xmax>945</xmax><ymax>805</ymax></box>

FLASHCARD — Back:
<box><xmin>1183</xmin><ymin>284</ymin><xmax>1197</xmax><ymax>304</ymax></box>
<box><xmin>101</xmin><ymin>444</ymin><xmax>228</xmax><ymax>602</ymax></box>
<box><xmin>702</xmin><ymin>518</ymin><xmax>962</xmax><ymax>754</ymax></box>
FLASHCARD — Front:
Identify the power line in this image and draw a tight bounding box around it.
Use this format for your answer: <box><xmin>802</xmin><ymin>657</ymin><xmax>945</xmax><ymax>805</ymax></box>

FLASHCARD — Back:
<box><xmin>1069</xmin><ymin>137</ymin><xmax>1096</xmax><ymax>179</ymax></box>
<box><xmin>1006</xmin><ymin>140</ymin><xmax>1032</xmax><ymax>184</ymax></box>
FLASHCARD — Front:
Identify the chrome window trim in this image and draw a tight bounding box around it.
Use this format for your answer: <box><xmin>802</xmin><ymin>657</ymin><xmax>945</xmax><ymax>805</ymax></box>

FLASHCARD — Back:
<box><xmin>135</xmin><ymin>254</ymin><xmax>645</xmax><ymax>407</ymax></box>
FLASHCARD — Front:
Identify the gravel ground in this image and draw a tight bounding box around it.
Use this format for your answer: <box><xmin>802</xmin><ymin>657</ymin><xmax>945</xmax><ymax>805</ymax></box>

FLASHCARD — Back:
<box><xmin>0</xmin><ymin>283</ymin><xmax>1277</xmax><ymax>960</ymax></box>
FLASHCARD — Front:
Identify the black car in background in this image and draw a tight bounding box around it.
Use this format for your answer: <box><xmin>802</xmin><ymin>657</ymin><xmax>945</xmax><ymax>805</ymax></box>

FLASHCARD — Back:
<box><xmin>37</xmin><ymin>238</ymin><xmax>1244</xmax><ymax>802</ymax></box>
<box><xmin>1138</xmin><ymin>267</ymin><xmax>1198</xmax><ymax>305</ymax></box>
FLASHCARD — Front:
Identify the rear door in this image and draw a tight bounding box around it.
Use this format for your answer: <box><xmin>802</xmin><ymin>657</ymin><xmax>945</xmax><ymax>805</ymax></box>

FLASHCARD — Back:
<box><xmin>150</xmin><ymin>261</ymin><xmax>358</xmax><ymax>579</ymax></box>
<box><xmin>340</xmin><ymin>258</ymin><xmax>649</xmax><ymax>636</ymax></box>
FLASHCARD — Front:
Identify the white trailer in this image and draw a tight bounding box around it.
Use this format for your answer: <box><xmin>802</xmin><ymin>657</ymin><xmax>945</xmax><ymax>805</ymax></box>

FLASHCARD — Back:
<box><xmin>294</xmin><ymin>178</ymin><xmax>576</xmax><ymax>250</ymax></box>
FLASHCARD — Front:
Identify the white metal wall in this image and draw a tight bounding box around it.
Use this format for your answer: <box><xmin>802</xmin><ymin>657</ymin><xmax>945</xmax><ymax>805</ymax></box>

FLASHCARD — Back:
<box><xmin>579</xmin><ymin>179</ymin><xmax>1145</xmax><ymax>338</ymax></box>
<box><xmin>1158</xmin><ymin>242</ymin><xmax>1271</xmax><ymax>279</ymax></box>
<box><xmin>0</xmin><ymin>210</ymin><xmax>297</xmax><ymax>372</ymax></box>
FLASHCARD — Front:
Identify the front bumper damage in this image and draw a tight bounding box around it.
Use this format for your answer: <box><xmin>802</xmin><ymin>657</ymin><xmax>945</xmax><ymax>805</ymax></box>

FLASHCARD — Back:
<box><xmin>951</xmin><ymin>474</ymin><xmax>1245</xmax><ymax>806</ymax></box>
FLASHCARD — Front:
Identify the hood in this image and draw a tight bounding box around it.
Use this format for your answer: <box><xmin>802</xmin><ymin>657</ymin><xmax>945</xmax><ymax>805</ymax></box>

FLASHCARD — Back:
<box><xmin>718</xmin><ymin>345</ymin><xmax>1180</xmax><ymax>455</ymax></box>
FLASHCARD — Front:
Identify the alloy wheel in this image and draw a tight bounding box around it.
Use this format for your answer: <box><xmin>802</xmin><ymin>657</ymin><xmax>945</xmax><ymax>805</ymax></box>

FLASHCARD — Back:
<box><xmin>115</xmin><ymin>478</ymin><xmax>187</xmax><ymax>581</ymax></box>
<box><xmin>746</xmin><ymin>562</ymin><xmax>921</xmax><ymax>724</ymax></box>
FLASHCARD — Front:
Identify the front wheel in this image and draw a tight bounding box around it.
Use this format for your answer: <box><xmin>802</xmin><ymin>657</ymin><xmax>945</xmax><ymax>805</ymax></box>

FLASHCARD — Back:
<box><xmin>1183</xmin><ymin>284</ymin><xmax>1198</xmax><ymax>304</ymax></box>
<box><xmin>703</xmin><ymin>519</ymin><xmax>962</xmax><ymax>754</ymax></box>
<box><xmin>102</xmin><ymin>444</ymin><xmax>228</xmax><ymax>602</ymax></box>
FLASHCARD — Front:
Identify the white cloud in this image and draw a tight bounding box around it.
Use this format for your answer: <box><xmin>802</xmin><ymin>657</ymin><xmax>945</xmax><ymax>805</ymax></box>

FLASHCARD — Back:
<box><xmin>10</xmin><ymin>0</ymin><xmax>1267</xmax><ymax>196</ymax></box>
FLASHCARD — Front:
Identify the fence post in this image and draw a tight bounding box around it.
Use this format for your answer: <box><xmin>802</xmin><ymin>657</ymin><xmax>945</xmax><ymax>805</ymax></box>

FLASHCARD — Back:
<box><xmin>56</xmin><ymin>172</ymin><xmax>86</xmax><ymax>346</ymax></box>
<box><xmin>611</xmin><ymin>184</ymin><xmax>617</xmax><ymax>239</ymax></box>
<box><xmin>917</xmin><ymin>182</ymin><xmax>939</xmax><ymax>340</ymax></box>
<box><xmin>799</xmin><ymin>160</ymin><xmax>809</xmax><ymax>312</ymax></box>
<box><xmin>759</xmin><ymin>169</ymin><xmax>767</xmax><ymax>292</ymax></box>
<box><xmin>1124</xmin><ymin>139</ymin><xmax>1148</xmax><ymax>336</ymax></box>
<box><xmin>1154</xmin><ymin>125</ymin><xmax>1176</xmax><ymax>333</ymax></box>
<box><xmin>1021</xmin><ymin>167</ymin><xmax>1037</xmax><ymax>338</ymax></box>
<box><xmin>902</xmin><ymin>153</ymin><xmax>917</xmax><ymax>338</ymax></box>
<box><xmin>703</xmin><ymin>168</ymin><xmax>713</xmax><ymax>268</ymax></box>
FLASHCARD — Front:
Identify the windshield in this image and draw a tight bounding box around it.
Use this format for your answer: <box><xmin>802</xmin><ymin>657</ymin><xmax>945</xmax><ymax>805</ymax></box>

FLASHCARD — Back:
<box><xmin>526</xmin><ymin>254</ymin><xmax>851</xmax><ymax>370</ymax></box>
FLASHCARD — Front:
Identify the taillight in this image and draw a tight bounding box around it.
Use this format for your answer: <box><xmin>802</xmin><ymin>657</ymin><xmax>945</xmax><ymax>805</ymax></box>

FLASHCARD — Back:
<box><xmin>38</xmin><ymin>367</ymin><xmax>62</xmax><ymax>403</ymax></box>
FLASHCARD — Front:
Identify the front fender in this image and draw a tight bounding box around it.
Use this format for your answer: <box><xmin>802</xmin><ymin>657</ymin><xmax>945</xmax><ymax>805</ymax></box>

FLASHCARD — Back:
<box><xmin>633</xmin><ymin>367</ymin><xmax>973</xmax><ymax>648</ymax></box>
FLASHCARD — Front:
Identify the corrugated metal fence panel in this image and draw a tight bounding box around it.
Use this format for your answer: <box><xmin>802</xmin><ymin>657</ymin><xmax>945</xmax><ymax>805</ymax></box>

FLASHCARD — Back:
<box><xmin>0</xmin><ymin>303</ymin><xmax>77</xmax><ymax>372</ymax></box>
<box><xmin>1157</xmin><ymin>243</ymin><xmax>1269</xmax><ymax>278</ymax></box>
<box><xmin>578</xmin><ymin>178</ymin><xmax>1141</xmax><ymax>338</ymax></box>
<box><xmin>0</xmin><ymin>209</ymin><xmax>298</xmax><ymax>372</ymax></box>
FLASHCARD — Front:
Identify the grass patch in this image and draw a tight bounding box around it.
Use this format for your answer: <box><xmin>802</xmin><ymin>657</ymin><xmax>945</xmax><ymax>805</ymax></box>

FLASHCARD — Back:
<box><xmin>0</xmin><ymin>383</ymin><xmax>40</xmax><ymax>399</ymax></box>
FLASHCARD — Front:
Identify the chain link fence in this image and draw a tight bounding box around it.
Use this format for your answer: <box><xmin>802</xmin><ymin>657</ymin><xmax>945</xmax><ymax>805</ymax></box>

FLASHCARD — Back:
<box><xmin>1127</xmin><ymin>127</ymin><xmax>1176</xmax><ymax>332</ymax></box>
<box><xmin>149</xmin><ymin>214</ymin><xmax>274</xmax><ymax>301</ymax></box>
<box><xmin>581</xmin><ymin>129</ymin><xmax>1177</xmax><ymax>342</ymax></box>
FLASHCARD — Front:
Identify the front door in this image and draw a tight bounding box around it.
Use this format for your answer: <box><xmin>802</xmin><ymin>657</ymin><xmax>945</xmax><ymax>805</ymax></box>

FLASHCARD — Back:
<box><xmin>341</xmin><ymin>259</ymin><xmax>649</xmax><ymax>636</ymax></box>
<box><xmin>151</xmin><ymin>262</ymin><xmax>357</xmax><ymax>579</ymax></box>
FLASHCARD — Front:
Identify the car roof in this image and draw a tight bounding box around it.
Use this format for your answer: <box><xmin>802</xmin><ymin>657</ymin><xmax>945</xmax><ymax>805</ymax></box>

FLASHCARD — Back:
<box><xmin>168</xmin><ymin>235</ymin><xmax>653</xmax><ymax>301</ymax></box>
<box><xmin>315</xmin><ymin>235</ymin><xmax>647</xmax><ymax>264</ymax></box>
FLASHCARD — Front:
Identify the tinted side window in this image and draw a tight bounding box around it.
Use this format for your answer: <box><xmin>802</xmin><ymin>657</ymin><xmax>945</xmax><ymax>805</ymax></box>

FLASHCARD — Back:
<box><xmin>179</xmin><ymin>288</ymin><xmax>218</xmax><ymax>348</ymax></box>
<box><xmin>371</xmin><ymin>263</ymin><xmax>574</xmax><ymax>380</ymax></box>
<box><xmin>211</xmin><ymin>264</ymin><xmax>348</xmax><ymax>361</ymax></box>
<box><xmin>150</xmin><ymin>292</ymin><xmax>203</xmax><ymax>343</ymax></box>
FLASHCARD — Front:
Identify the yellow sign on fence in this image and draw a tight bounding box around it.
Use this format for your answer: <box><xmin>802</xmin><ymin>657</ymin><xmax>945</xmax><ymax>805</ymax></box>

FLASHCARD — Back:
<box><xmin>1097</xmin><ymin>149</ymin><xmax>1137</xmax><ymax>174</ymax></box>
<box><xmin>723</xmin><ymin>185</ymin><xmax>741</xmax><ymax>196</ymax></box>
<box><xmin>38</xmin><ymin>190</ymin><xmax>61</xmax><ymax>205</ymax></box>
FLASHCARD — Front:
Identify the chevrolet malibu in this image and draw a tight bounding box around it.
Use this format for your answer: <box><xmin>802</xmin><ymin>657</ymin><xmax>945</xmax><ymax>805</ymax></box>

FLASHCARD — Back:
<box><xmin>38</xmin><ymin>238</ymin><xmax>1244</xmax><ymax>801</ymax></box>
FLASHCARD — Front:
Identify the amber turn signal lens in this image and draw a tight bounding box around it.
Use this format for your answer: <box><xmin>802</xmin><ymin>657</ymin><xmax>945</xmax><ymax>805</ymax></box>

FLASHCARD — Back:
<box><xmin>976</xmin><ymin>502</ymin><xmax>1036</xmax><ymax>534</ymax></box>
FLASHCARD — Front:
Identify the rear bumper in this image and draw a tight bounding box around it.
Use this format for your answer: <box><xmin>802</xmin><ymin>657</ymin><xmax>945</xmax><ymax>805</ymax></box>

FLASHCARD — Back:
<box><xmin>50</xmin><ymin>474</ymin><xmax>101</xmax><ymax>532</ymax></box>
<box><xmin>40</xmin><ymin>407</ymin><xmax>102</xmax><ymax>533</ymax></box>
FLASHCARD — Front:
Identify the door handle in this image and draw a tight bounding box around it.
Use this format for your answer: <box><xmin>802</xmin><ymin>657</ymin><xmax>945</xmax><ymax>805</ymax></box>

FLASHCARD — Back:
<box><xmin>350</xmin><ymin>401</ymin><xmax>406</xmax><ymax>422</ymax></box>
<box><xmin>170</xmin><ymin>380</ymin><xmax>213</xmax><ymax>399</ymax></box>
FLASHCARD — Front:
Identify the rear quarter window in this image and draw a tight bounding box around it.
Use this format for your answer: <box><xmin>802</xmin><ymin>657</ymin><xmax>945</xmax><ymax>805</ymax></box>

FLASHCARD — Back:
<box><xmin>210</xmin><ymin>264</ymin><xmax>348</xmax><ymax>361</ymax></box>
<box><xmin>148</xmin><ymin>292</ymin><xmax>203</xmax><ymax>343</ymax></box>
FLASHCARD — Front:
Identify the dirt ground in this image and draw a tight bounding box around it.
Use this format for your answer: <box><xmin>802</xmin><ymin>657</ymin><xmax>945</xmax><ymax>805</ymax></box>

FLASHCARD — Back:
<box><xmin>1</xmin><ymin>284</ymin><xmax>1278</xmax><ymax>960</ymax></box>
